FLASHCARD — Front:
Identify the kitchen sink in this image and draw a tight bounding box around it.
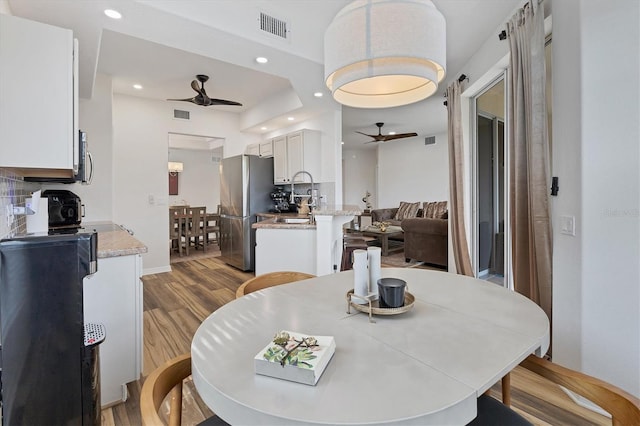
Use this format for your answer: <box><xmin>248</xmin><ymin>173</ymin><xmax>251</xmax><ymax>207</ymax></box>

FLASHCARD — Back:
<box><xmin>276</xmin><ymin>217</ymin><xmax>311</xmax><ymax>224</ymax></box>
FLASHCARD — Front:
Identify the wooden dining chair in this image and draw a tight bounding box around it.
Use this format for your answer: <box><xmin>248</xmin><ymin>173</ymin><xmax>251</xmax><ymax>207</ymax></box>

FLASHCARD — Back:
<box><xmin>468</xmin><ymin>354</ymin><xmax>640</xmax><ymax>425</ymax></box>
<box><xmin>181</xmin><ymin>207</ymin><xmax>205</xmax><ymax>255</ymax></box>
<box><xmin>140</xmin><ymin>353</ymin><xmax>228</xmax><ymax>426</ymax></box>
<box><xmin>203</xmin><ymin>213</ymin><xmax>220</xmax><ymax>249</ymax></box>
<box><xmin>169</xmin><ymin>208</ymin><xmax>184</xmax><ymax>256</ymax></box>
<box><xmin>235</xmin><ymin>271</ymin><xmax>316</xmax><ymax>298</ymax></box>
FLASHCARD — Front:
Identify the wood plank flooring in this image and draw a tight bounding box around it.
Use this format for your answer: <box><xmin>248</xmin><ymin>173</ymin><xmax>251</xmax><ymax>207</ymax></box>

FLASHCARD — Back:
<box><xmin>101</xmin><ymin>256</ymin><xmax>609</xmax><ymax>426</ymax></box>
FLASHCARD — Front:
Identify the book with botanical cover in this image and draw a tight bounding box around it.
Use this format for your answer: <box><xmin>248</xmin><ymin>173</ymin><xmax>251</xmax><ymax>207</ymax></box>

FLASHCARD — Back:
<box><xmin>254</xmin><ymin>330</ymin><xmax>336</xmax><ymax>386</ymax></box>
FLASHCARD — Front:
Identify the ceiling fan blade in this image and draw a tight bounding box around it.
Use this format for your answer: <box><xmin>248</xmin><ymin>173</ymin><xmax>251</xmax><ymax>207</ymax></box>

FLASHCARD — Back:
<box><xmin>191</xmin><ymin>80</ymin><xmax>202</xmax><ymax>94</ymax></box>
<box><xmin>167</xmin><ymin>97</ymin><xmax>197</xmax><ymax>103</ymax></box>
<box><xmin>381</xmin><ymin>132</ymin><xmax>418</xmax><ymax>141</ymax></box>
<box><xmin>207</xmin><ymin>98</ymin><xmax>243</xmax><ymax>106</ymax></box>
<box><xmin>356</xmin><ymin>131</ymin><xmax>377</xmax><ymax>138</ymax></box>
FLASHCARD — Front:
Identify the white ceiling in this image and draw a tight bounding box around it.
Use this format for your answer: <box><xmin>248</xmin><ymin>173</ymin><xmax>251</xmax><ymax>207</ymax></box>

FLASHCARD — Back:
<box><xmin>7</xmin><ymin>0</ymin><xmax>522</xmax><ymax>149</ymax></box>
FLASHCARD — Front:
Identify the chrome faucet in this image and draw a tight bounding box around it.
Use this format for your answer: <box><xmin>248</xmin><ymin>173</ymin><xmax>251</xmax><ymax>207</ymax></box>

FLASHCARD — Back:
<box><xmin>290</xmin><ymin>170</ymin><xmax>315</xmax><ymax>210</ymax></box>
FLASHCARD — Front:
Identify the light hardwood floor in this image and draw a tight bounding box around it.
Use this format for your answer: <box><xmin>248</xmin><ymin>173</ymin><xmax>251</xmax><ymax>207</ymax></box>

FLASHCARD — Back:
<box><xmin>101</xmin><ymin>256</ymin><xmax>609</xmax><ymax>425</ymax></box>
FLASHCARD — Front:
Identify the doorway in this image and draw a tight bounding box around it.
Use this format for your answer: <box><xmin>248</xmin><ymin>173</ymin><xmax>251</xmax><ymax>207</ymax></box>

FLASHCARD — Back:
<box><xmin>474</xmin><ymin>78</ymin><xmax>505</xmax><ymax>285</ymax></box>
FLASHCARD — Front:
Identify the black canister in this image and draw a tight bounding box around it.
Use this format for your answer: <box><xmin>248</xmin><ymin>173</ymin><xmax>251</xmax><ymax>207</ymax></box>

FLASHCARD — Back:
<box><xmin>377</xmin><ymin>278</ymin><xmax>407</xmax><ymax>308</ymax></box>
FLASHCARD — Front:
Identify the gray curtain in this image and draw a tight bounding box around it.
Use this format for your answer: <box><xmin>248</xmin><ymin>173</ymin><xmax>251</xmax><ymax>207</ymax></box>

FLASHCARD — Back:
<box><xmin>507</xmin><ymin>0</ymin><xmax>552</xmax><ymax>321</ymax></box>
<box><xmin>447</xmin><ymin>80</ymin><xmax>474</xmax><ymax>276</ymax></box>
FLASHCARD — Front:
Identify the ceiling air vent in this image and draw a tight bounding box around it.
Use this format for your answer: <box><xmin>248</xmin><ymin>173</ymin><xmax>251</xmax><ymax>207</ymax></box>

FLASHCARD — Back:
<box><xmin>173</xmin><ymin>109</ymin><xmax>190</xmax><ymax>120</ymax></box>
<box><xmin>259</xmin><ymin>12</ymin><xmax>289</xmax><ymax>40</ymax></box>
<box><xmin>425</xmin><ymin>136</ymin><xmax>436</xmax><ymax>146</ymax></box>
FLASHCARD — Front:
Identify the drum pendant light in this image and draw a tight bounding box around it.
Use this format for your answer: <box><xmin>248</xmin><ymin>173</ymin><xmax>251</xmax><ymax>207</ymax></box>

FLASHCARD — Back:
<box><xmin>324</xmin><ymin>0</ymin><xmax>446</xmax><ymax>108</ymax></box>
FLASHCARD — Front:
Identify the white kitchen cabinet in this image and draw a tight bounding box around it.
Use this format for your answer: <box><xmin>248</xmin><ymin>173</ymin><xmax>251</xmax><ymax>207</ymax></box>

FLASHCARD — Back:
<box><xmin>245</xmin><ymin>143</ymin><xmax>260</xmax><ymax>156</ymax></box>
<box><xmin>259</xmin><ymin>140</ymin><xmax>273</xmax><ymax>157</ymax></box>
<box><xmin>0</xmin><ymin>14</ymin><xmax>77</xmax><ymax>178</ymax></box>
<box><xmin>272</xmin><ymin>135</ymin><xmax>288</xmax><ymax>183</ymax></box>
<box><xmin>255</xmin><ymin>228</ymin><xmax>316</xmax><ymax>275</ymax></box>
<box><xmin>272</xmin><ymin>130</ymin><xmax>321</xmax><ymax>184</ymax></box>
<box><xmin>83</xmin><ymin>254</ymin><xmax>143</xmax><ymax>406</ymax></box>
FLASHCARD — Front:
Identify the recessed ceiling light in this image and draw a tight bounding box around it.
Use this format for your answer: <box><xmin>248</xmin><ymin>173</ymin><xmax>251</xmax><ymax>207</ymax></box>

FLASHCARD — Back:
<box><xmin>388</xmin><ymin>131</ymin><xmax>396</xmax><ymax>135</ymax></box>
<box><xmin>261</xmin><ymin>126</ymin><xmax>267</xmax><ymax>130</ymax></box>
<box><xmin>255</xmin><ymin>57</ymin><xmax>268</xmax><ymax>64</ymax></box>
<box><xmin>104</xmin><ymin>9</ymin><xmax>122</xmax><ymax>19</ymax></box>
<box><xmin>133</xmin><ymin>84</ymin><xmax>143</xmax><ymax>90</ymax></box>
<box><xmin>314</xmin><ymin>92</ymin><xmax>323</xmax><ymax>97</ymax></box>
<box><xmin>287</xmin><ymin>117</ymin><xmax>294</xmax><ymax>121</ymax></box>
<box><xmin>341</xmin><ymin>141</ymin><xmax>345</xmax><ymax>145</ymax></box>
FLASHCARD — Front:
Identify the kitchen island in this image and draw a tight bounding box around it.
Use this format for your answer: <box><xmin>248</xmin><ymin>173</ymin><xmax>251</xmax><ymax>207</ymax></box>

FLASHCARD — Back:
<box><xmin>253</xmin><ymin>206</ymin><xmax>360</xmax><ymax>276</ymax></box>
<box><xmin>82</xmin><ymin>222</ymin><xmax>147</xmax><ymax>407</ymax></box>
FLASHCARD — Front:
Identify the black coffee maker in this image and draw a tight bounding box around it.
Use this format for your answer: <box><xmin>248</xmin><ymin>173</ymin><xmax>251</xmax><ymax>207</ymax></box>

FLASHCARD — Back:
<box><xmin>270</xmin><ymin>188</ymin><xmax>292</xmax><ymax>212</ymax></box>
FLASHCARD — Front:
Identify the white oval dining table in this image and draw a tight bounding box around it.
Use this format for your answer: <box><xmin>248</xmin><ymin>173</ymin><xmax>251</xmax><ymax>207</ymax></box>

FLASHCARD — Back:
<box><xmin>191</xmin><ymin>268</ymin><xmax>549</xmax><ymax>425</ymax></box>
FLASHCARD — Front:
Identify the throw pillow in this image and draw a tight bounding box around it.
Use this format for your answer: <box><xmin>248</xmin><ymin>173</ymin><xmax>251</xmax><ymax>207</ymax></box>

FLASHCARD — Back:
<box><xmin>423</xmin><ymin>201</ymin><xmax>448</xmax><ymax>219</ymax></box>
<box><xmin>394</xmin><ymin>201</ymin><xmax>420</xmax><ymax>220</ymax></box>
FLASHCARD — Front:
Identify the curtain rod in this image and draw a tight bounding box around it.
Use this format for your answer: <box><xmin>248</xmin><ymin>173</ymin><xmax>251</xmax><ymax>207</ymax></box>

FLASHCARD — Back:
<box><xmin>497</xmin><ymin>0</ymin><xmax>544</xmax><ymax>40</ymax></box>
<box><xmin>443</xmin><ymin>74</ymin><xmax>468</xmax><ymax>106</ymax></box>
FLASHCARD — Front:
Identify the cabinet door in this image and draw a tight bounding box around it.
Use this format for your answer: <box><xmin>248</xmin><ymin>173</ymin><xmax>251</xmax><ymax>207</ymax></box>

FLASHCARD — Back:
<box><xmin>0</xmin><ymin>15</ymin><xmax>74</xmax><ymax>172</ymax></box>
<box><xmin>245</xmin><ymin>143</ymin><xmax>259</xmax><ymax>156</ymax></box>
<box><xmin>272</xmin><ymin>135</ymin><xmax>288</xmax><ymax>183</ymax></box>
<box><xmin>287</xmin><ymin>131</ymin><xmax>305</xmax><ymax>182</ymax></box>
<box><xmin>259</xmin><ymin>140</ymin><xmax>273</xmax><ymax>157</ymax></box>
<box><xmin>83</xmin><ymin>255</ymin><xmax>142</xmax><ymax>406</ymax></box>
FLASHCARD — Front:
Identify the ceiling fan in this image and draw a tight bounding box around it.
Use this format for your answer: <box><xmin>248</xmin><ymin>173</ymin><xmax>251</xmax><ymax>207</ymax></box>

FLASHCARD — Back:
<box><xmin>167</xmin><ymin>74</ymin><xmax>242</xmax><ymax>107</ymax></box>
<box><xmin>356</xmin><ymin>122</ymin><xmax>418</xmax><ymax>143</ymax></box>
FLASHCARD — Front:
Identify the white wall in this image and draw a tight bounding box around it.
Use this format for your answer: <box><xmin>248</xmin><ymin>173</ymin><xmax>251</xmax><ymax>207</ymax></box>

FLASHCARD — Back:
<box><xmin>0</xmin><ymin>1</ymin><xmax>11</xmax><ymax>14</ymax></box>
<box><xmin>168</xmin><ymin>148</ymin><xmax>221</xmax><ymax>212</ymax></box>
<box><xmin>42</xmin><ymin>73</ymin><xmax>114</xmax><ymax>222</ymax></box>
<box><xmin>553</xmin><ymin>0</ymin><xmax>639</xmax><ymax>397</ymax></box>
<box><xmin>377</xmin><ymin>133</ymin><xmax>449</xmax><ymax>208</ymax></box>
<box><xmin>112</xmin><ymin>94</ymin><xmax>260</xmax><ymax>274</ymax></box>
<box><xmin>342</xmin><ymin>148</ymin><xmax>377</xmax><ymax>209</ymax></box>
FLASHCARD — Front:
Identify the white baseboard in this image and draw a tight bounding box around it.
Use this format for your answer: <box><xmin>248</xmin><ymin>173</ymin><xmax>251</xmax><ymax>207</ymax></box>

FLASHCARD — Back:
<box><xmin>143</xmin><ymin>265</ymin><xmax>171</xmax><ymax>276</ymax></box>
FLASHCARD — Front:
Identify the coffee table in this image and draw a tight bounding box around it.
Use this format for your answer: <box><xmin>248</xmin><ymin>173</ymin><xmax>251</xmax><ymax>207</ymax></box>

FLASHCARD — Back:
<box><xmin>359</xmin><ymin>225</ymin><xmax>403</xmax><ymax>256</ymax></box>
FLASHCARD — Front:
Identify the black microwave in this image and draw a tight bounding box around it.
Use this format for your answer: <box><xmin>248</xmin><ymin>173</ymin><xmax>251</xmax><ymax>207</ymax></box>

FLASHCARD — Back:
<box><xmin>25</xmin><ymin>130</ymin><xmax>93</xmax><ymax>184</ymax></box>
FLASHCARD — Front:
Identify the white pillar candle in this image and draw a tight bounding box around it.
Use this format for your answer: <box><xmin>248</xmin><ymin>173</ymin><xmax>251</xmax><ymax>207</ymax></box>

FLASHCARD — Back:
<box><xmin>352</xmin><ymin>249</ymin><xmax>369</xmax><ymax>304</ymax></box>
<box><xmin>367</xmin><ymin>246</ymin><xmax>381</xmax><ymax>300</ymax></box>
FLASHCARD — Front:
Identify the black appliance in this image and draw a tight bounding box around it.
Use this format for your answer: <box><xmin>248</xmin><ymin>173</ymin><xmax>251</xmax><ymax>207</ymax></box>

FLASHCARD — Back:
<box><xmin>269</xmin><ymin>188</ymin><xmax>292</xmax><ymax>213</ymax></box>
<box><xmin>0</xmin><ymin>231</ymin><xmax>102</xmax><ymax>425</ymax></box>
<box><xmin>44</xmin><ymin>189</ymin><xmax>83</xmax><ymax>229</ymax></box>
<box><xmin>25</xmin><ymin>129</ymin><xmax>93</xmax><ymax>184</ymax></box>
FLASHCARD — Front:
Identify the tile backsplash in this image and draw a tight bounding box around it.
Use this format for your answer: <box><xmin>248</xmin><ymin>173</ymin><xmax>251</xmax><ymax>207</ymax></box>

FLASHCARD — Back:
<box><xmin>0</xmin><ymin>169</ymin><xmax>41</xmax><ymax>239</ymax></box>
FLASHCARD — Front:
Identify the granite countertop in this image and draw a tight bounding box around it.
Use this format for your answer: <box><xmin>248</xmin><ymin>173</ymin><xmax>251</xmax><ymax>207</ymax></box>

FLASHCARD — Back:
<box><xmin>253</xmin><ymin>206</ymin><xmax>361</xmax><ymax>229</ymax></box>
<box><xmin>312</xmin><ymin>204</ymin><xmax>362</xmax><ymax>216</ymax></box>
<box><xmin>253</xmin><ymin>213</ymin><xmax>316</xmax><ymax>229</ymax></box>
<box><xmin>83</xmin><ymin>221</ymin><xmax>148</xmax><ymax>258</ymax></box>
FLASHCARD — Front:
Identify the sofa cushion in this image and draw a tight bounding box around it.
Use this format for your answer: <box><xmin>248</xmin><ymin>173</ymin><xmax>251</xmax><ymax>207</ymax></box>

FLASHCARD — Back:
<box><xmin>394</xmin><ymin>202</ymin><xmax>420</xmax><ymax>221</ymax></box>
<box><xmin>423</xmin><ymin>201</ymin><xmax>448</xmax><ymax>219</ymax></box>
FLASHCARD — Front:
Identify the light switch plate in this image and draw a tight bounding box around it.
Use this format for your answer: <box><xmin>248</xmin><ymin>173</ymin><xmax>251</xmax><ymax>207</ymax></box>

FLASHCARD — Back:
<box><xmin>560</xmin><ymin>215</ymin><xmax>576</xmax><ymax>236</ymax></box>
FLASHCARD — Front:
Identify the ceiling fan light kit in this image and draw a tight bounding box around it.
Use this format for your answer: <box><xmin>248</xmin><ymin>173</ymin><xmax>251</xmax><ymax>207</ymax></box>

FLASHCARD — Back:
<box><xmin>324</xmin><ymin>0</ymin><xmax>446</xmax><ymax>108</ymax></box>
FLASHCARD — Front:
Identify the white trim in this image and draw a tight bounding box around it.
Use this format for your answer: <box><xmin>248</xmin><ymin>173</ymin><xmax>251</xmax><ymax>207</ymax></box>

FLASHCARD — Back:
<box><xmin>143</xmin><ymin>265</ymin><xmax>171</xmax><ymax>276</ymax></box>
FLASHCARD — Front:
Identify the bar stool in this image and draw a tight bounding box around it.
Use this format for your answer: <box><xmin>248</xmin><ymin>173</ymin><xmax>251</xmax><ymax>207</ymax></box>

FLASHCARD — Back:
<box><xmin>341</xmin><ymin>236</ymin><xmax>369</xmax><ymax>271</ymax></box>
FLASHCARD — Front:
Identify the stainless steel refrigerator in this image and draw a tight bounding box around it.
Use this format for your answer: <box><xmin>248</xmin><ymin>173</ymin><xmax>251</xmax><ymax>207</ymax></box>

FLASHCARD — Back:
<box><xmin>219</xmin><ymin>154</ymin><xmax>274</xmax><ymax>271</ymax></box>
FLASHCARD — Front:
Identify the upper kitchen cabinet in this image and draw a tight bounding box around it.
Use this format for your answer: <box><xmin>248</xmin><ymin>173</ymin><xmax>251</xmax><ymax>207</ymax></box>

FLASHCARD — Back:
<box><xmin>0</xmin><ymin>14</ymin><xmax>77</xmax><ymax>178</ymax></box>
<box><xmin>273</xmin><ymin>130</ymin><xmax>321</xmax><ymax>184</ymax></box>
<box><xmin>259</xmin><ymin>140</ymin><xmax>273</xmax><ymax>158</ymax></box>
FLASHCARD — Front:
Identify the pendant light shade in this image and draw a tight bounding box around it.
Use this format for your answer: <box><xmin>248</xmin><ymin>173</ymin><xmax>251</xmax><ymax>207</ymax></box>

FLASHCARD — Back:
<box><xmin>324</xmin><ymin>0</ymin><xmax>446</xmax><ymax>108</ymax></box>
